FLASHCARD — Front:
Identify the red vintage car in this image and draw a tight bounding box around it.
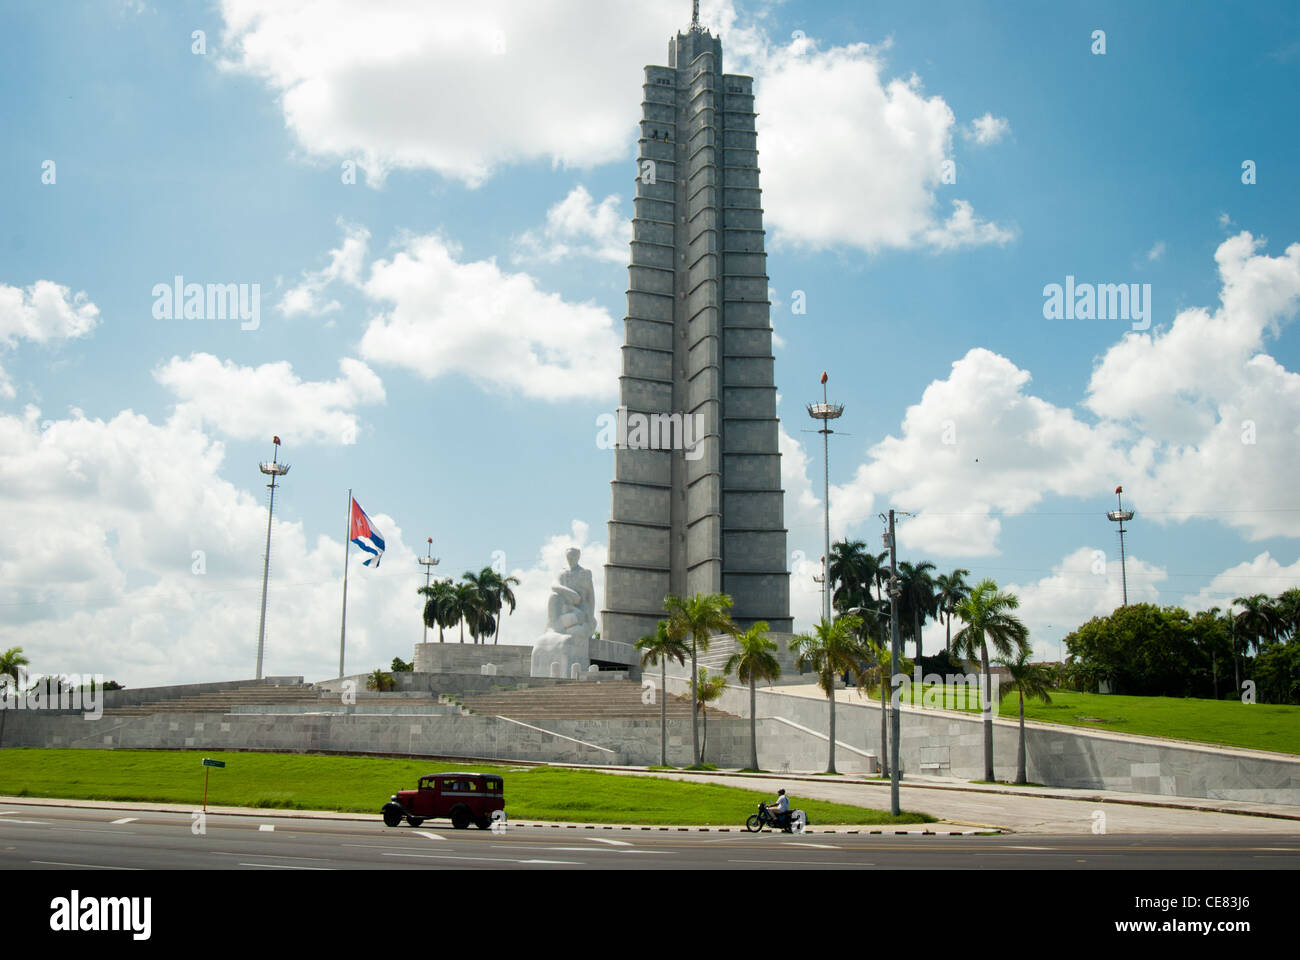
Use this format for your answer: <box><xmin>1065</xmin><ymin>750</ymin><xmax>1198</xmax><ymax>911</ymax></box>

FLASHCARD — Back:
<box><xmin>382</xmin><ymin>772</ymin><xmax>505</xmax><ymax>829</ymax></box>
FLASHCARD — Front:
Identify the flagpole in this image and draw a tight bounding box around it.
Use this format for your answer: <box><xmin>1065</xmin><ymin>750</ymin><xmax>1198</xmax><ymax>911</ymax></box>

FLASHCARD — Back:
<box><xmin>339</xmin><ymin>487</ymin><xmax>352</xmax><ymax>679</ymax></box>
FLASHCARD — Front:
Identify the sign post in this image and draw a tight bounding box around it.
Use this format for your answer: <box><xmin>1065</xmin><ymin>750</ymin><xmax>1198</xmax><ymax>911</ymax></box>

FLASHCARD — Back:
<box><xmin>201</xmin><ymin>757</ymin><xmax>226</xmax><ymax>811</ymax></box>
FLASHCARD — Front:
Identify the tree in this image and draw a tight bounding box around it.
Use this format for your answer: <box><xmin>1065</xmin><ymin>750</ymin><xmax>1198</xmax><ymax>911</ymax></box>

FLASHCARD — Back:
<box><xmin>0</xmin><ymin>647</ymin><xmax>29</xmax><ymax>749</ymax></box>
<box><xmin>952</xmin><ymin>579</ymin><xmax>1029</xmax><ymax>782</ymax></box>
<box><xmin>390</xmin><ymin>657</ymin><xmax>413</xmax><ymax>673</ymax></box>
<box><xmin>663</xmin><ymin>592</ymin><xmax>738</xmax><ymax>767</ymax></box>
<box><xmin>1234</xmin><ymin>594</ymin><xmax>1280</xmax><ymax>660</ymax></box>
<box><xmin>829</xmin><ymin>540</ymin><xmax>875</xmax><ymax>612</ymax></box>
<box><xmin>452</xmin><ymin>581</ymin><xmax>481</xmax><ymax>644</ymax></box>
<box><xmin>725</xmin><ymin>621</ymin><xmax>781</xmax><ymax>771</ymax></box>
<box><xmin>998</xmin><ymin>649</ymin><xmax>1055</xmax><ymax>784</ymax></box>
<box><xmin>635</xmin><ymin>621</ymin><xmax>689</xmax><ymax>767</ymax></box>
<box><xmin>366</xmin><ymin>669</ymin><xmax>395</xmax><ymax>692</ymax></box>
<box><xmin>1274</xmin><ymin>588</ymin><xmax>1300</xmax><ymax>644</ymax></box>
<box><xmin>492</xmin><ymin>572</ymin><xmax>521</xmax><ymax>645</ymax></box>
<box><xmin>897</xmin><ymin>560</ymin><xmax>937</xmax><ymax>659</ymax></box>
<box><xmin>418</xmin><ymin>579</ymin><xmax>458</xmax><ymax>643</ymax></box>
<box><xmin>695</xmin><ymin>668</ymin><xmax>728</xmax><ymax>764</ymax></box>
<box><xmin>934</xmin><ymin>569</ymin><xmax>972</xmax><ymax>652</ymax></box>
<box><xmin>790</xmin><ymin>614</ymin><xmax>867</xmax><ymax>774</ymax></box>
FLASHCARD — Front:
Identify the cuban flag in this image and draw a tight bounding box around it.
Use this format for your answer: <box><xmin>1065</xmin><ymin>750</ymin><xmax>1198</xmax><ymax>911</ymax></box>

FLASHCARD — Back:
<box><xmin>349</xmin><ymin>497</ymin><xmax>385</xmax><ymax>567</ymax></box>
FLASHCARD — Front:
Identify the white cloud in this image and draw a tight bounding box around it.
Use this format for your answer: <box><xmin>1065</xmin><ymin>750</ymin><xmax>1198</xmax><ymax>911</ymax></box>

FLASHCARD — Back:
<box><xmin>0</xmin><ymin>404</ymin><xmax>425</xmax><ymax>684</ymax></box>
<box><xmin>153</xmin><ymin>353</ymin><xmax>386</xmax><ymax>445</ymax></box>
<box><xmin>752</xmin><ymin>38</ymin><xmax>1012</xmax><ymax>253</ymax></box>
<box><xmin>963</xmin><ymin>112</ymin><xmax>1010</xmax><ymax>146</ymax></box>
<box><xmin>1146</xmin><ymin>240</ymin><xmax>1166</xmax><ymax>262</ymax></box>
<box><xmin>0</xmin><ymin>280</ymin><xmax>100</xmax><ymax>347</ymax></box>
<box><xmin>1004</xmin><ymin>546</ymin><xmax>1168</xmax><ymax>660</ymax></box>
<box><xmin>829</xmin><ymin>348</ymin><xmax>1138</xmax><ymax>556</ymax></box>
<box><xmin>923</xmin><ymin>199</ymin><xmax>1016</xmax><ymax>251</ymax></box>
<box><xmin>513</xmin><ymin>186</ymin><xmax>631</xmax><ymax>265</ymax></box>
<box><xmin>279</xmin><ymin>221</ymin><xmax>370</xmax><ymax>317</ymax></box>
<box><xmin>358</xmin><ymin>232</ymin><xmax>620</xmax><ymax>401</ymax></box>
<box><xmin>1180</xmin><ymin>552</ymin><xmax>1300</xmax><ymax>614</ymax></box>
<box><xmin>218</xmin><ymin>0</ymin><xmax>692</xmax><ymax>187</ymax></box>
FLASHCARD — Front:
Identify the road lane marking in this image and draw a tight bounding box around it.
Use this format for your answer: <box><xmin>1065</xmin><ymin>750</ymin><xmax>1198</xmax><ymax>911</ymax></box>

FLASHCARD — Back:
<box><xmin>727</xmin><ymin>859</ymin><xmax>867</xmax><ymax>866</ymax></box>
<box><xmin>788</xmin><ymin>842</ymin><xmax>840</xmax><ymax>849</ymax></box>
<box><xmin>0</xmin><ymin>819</ymin><xmax>49</xmax><ymax>825</ymax></box>
<box><xmin>588</xmin><ymin>837</ymin><xmax>632</xmax><ymax>846</ymax></box>
<box><xmin>212</xmin><ymin>852</ymin><xmax>331</xmax><ymax>862</ymax></box>
<box><xmin>382</xmin><ymin>852</ymin><xmax>581</xmax><ymax>865</ymax></box>
<box><xmin>31</xmin><ymin>860</ymin><xmax>139</xmax><ymax>870</ymax></box>
<box><xmin>415</xmin><ymin>831</ymin><xmax>446</xmax><ymax>841</ymax></box>
<box><xmin>541</xmin><ymin>847</ymin><xmax>669</xmax><ymax>855</ymax></box>
<box><xmin>238</xmin><ymin>862</ymin><xmax>333</xmax><ymax>870</ymax></box>
<box><xmin>110</xmin><ymin>817</ymin><xmax>138</xmax><ymax>825</ymax></box>
<box><xmin>259</xmin><ymin>825</ymin><xmax>275</xmax><ymax>832</ymax></box>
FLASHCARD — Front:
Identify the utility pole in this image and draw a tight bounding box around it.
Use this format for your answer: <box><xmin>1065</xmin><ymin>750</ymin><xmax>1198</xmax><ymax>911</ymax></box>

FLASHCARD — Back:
<box><xmin>255</xmin><ymin>437</ymin><xmax>290</xmax><ymax>680</ymax></box>
<box><xmin>887</xmin><ymin>510</ymin><xmax>903</xmax><ymax>815</ymax></box>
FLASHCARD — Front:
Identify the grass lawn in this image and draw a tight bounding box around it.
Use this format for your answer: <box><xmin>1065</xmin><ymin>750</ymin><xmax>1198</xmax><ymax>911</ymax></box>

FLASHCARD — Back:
<box><xmin>856</xmin><ymin>683</ymin><xmax>1300</xmax><ymax>755</ymax></box>
<box><xmin>0</xmin><ymin>749</ymin><xmax>933</xmax><ymax>826</ymax></box>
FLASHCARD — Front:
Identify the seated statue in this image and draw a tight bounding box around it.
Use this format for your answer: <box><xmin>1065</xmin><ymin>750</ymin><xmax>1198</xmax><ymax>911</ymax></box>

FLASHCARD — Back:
<box><xmin>531</xmin><ymin>547</ymin><xmax>597</xmax><ymax>677</ymax></box>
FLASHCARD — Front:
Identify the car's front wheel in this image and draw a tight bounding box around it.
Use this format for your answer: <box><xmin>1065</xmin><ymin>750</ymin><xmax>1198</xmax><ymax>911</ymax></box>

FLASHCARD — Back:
<box><xmin>382</xmin><ymin>807</ymin><xmax>402</xmax><ymax>828</ymax></box>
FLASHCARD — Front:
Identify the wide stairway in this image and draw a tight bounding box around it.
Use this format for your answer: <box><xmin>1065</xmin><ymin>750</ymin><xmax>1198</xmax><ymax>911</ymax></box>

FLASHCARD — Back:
<box><xmin>100</xmin><ymin>683</ymin><xmax>444</xmax><ymax>716</ymax></box>
<box><xmin>458</xmin><ymin>681</ymin><xmax>724</xmax><ymax>721</ymax></box>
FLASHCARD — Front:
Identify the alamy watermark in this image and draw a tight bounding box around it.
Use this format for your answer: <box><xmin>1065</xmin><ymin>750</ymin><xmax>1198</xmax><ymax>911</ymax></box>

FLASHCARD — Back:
<box><xmin>0</xmin><ymin>669</ymin><xmax>105</xmax><ymax>719</ymax></box>
<box><xmin>890</xmin><ymin>668</ymin><xmax>1001</xmax><ymax>712</ymax></box>
<box><xmin>152</xmin><ymin>275</ymin><xmax>260</xmax><ymax>330</ymax></box>
<box><xmin>596</xmin><ymin>406</ymin><xmax>705</xmax><ymax>460</ymax></box>
<box><xmin>1043</xmin><ymin>275</ymin><xmax>1150</xmax><ymax>331</ymax></box>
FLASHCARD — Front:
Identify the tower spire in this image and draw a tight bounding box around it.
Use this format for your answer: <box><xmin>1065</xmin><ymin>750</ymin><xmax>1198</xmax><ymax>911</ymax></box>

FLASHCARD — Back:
<box><xmin>691</xmin><ymin>0</ymin><xmax>700</xmax><ymax>29</ymax></box>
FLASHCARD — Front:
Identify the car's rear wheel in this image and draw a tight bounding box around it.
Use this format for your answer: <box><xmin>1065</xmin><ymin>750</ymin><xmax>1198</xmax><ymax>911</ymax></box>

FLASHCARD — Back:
<box><xmin>406</xmin><ymin>816</ymin><xmax>424</xmax><ymax>827</ymax></box>
<box><xmin>745</xmin><ymin>814</ymin><xmax>763</xmax><ymax>832</ymax></box>
<box><xmin>450</xmin><ymin>807</ymin><xmax>471</xmax><ymax>830</ymax></box>
<box><xmin>382</xmin><ymin>808</ymin><xmax>402</xmax><ymax>828</ymax></box>
<box><xmin>475</xmin><ymin>816</ymin><xmax>492</xmax><ymax>830</ymax></box>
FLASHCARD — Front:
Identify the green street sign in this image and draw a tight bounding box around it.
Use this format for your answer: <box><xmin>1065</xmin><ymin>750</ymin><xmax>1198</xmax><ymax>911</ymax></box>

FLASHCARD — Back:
<box><xmin>201</xmin><ymin>758</ymin><xmax>226</xmax><ymax>768</ymax></box>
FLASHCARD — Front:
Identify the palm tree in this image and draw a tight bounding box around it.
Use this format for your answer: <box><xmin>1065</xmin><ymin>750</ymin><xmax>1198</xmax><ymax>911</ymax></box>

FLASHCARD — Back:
<box><xmin>418</xmin><ymin>579</ymin><xmax>457</xmax><ymax>643</ymax></box>
<box><xmin>452</xmin><ymin>581</ymin><xmax>481</xmax><ymax>643</ymax></box>
<box><xmin>998</xmin><ymin>648</ymin><xmax>1055</xmax><ymax>784</ymax></box>
<box><xmin>790</xmin><ymin>614</ymin><xmax>866</xmax><ymax>774</ymax></box>
<box><xmin>0</xmin><ymin>647</ymin><xmax>29</xmax><ymax>748</ymax></box>
<box><xmin>951</xmin><ymin>578</ymin><xmax>1030</xmax><ymax>782</ymax></box>
<box><xmin>365</xmin><ymin>668</ymin><xmax>395</xmax><ymax>692</ymax></box>
<box><xmin>1234</xmin><ymin>593</ymin><xmax>1280</xmax><ymax>657</ymax></box>
<box><xmin>695</xmin><ymin>668</ymin><xmax>728</xmax><ymax>764</ymax></box>
<box><xmin>898</xmin><ymin>560</ymin><xmax>937</xmax><ymax>659</ymax></box>
<box><xmin>462</xmin><ymin>569</ymin><xmax>501</xmax><ymax>644</ymax></box>
<box><xmin>635</xmin><ymin>621</ymin><xmax>689</xmax><ymax>767</ymax></box>
<box><xmin>934</xmin><ymin>568</ymin><xmax>972</xmax><ymax>652</ymax></box>
<box><xmin>492</xmin><ymin>572</ymin><xmax>521</xmax><ymax>645</ymax></box>
<box><xmin>663</xmin><ymin>592</ymin><xmax>738</xmax><ymax>767</ymax></box>
<box><xmin>1274</xmin><ymin>588</ymin><xmax>1300</xmax><ymax>643</ymax></box>
<box><xmin>725</xmin><ymin>621</ymin><xmax>781</xmax><ymax>771</ymax></box>
<box><xmin>830</xmin><ymin>539</ymin><xmax>874</xmax><ymax>612</ymax></box>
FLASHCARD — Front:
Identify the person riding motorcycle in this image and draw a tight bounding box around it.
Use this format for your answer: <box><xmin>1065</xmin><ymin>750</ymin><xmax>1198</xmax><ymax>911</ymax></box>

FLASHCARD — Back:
<box><xmin>770</xmin><ymin>788</ymin><xmax>791</xmax><ymax>831</ymax></box>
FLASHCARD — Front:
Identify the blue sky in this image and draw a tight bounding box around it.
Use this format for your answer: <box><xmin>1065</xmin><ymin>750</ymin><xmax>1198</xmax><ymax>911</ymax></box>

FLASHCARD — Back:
<box><xmin>2</xmin><ymin>0</ymin><xmax>1299</xmax><ymax>683</ymax></box>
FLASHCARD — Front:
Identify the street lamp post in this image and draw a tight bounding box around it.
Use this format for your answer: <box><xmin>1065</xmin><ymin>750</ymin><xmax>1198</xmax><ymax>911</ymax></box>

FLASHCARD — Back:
<box><xmin>807</xmin><ymin>372</ymin><xmax>844</xmax><ymax>623</ymax></box>
<box><xmin>417</xmin><ymin>537</ymin><xmax>440</xmax><ymax>645</ymax></box>
<box><xmin>255</xmin><ymin>437</ymin><xmax>290</xmax><ymax>680</ymax></box>
<box><xmin>1106</xmin><ymin>485</ymin><xmax>1136</xmax><ymax>606</ymax></box>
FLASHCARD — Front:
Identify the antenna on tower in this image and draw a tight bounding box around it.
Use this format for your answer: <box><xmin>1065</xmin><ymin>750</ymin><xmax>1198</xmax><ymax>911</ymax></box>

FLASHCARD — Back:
<box><xmin>691</xmin><ymin>0</ymin><xmax>700</xmax><ymax>29</ymax></box>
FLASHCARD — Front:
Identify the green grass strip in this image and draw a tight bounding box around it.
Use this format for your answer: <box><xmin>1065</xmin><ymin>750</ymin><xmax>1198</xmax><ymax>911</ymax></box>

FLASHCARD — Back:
<box><xmin>0</xmin><ymin>749</ymin><xmax>932</xmax><ymax>826</ymax></box>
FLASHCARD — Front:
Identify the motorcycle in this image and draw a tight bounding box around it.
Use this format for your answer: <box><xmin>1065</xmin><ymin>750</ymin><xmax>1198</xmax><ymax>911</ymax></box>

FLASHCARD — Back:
<box><xmin>746</xmin><ymin>801</ymin><xmax>808</xmax><ymax>833</ymax></box>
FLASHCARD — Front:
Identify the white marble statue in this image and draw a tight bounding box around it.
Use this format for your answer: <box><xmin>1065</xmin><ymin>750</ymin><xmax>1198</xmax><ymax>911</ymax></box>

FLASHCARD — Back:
<box><xmin>531</xmin><ymin>547</ymin><xmax>597</xmax><ymax>677</ymax></box>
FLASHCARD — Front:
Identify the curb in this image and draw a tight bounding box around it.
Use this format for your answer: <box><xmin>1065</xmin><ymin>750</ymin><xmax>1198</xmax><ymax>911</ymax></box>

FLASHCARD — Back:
<box><xmin>0</xmin><ymin>797</ymin><xmax>997</xmax><ymax>834</ymax></box>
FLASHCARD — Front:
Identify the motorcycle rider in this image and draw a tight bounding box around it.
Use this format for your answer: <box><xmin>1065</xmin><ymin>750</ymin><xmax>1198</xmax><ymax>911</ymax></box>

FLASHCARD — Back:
<box><xmin>769</xmin><ymin>788</ymin><xmax>792</xmax><ymax>831</ymax></box>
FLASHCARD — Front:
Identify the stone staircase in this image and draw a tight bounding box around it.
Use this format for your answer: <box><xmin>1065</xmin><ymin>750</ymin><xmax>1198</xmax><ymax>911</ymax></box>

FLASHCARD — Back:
<box><xmin>102</xmin><ymin>682</ymin><xmax>441</xmax><ymax>716</ymax></box>
<box><xmin>458</xmin><ymin>680</ymin><xmax>727</xmax><ymax>721</ymax></box>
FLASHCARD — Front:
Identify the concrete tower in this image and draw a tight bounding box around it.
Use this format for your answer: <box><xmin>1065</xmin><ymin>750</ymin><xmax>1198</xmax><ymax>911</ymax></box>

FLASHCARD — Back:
<box><xmin>601</xmin><ymin>11</ymin><xmax>792</xmax><ymax>651</ymax></box>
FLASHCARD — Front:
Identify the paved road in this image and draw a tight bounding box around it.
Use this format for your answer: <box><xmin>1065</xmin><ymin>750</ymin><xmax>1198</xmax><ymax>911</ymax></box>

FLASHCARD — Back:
<box><xmin>593</xmin><ymin>769</ymin><xmax>1300</xmax><ymax>834</ymax></box>
<box><xmin>2</xmin><ymin>803</ymin><xmax>1297</xmax><ymax>870</ymax></box>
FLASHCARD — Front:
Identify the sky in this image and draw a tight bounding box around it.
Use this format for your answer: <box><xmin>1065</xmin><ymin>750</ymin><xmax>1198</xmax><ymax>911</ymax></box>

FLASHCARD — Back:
<box><xmin>2</xmin><ymin>0</ymin><xmax>1299</xmax><ymax>686</ymax></box>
